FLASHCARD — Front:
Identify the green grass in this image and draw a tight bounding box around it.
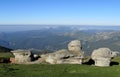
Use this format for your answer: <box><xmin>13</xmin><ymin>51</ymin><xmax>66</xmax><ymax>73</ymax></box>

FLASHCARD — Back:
<box><xmin>0</xmin><ymin>53</ymin><xmax>120</xmax><ymax>77</ymax></box>
<box><xmin>0</xmin><ymin>52</ymin><xmax>13</xmax><ymax>58</ymax></box>
<box><xmin>0</xmin><ymin>63</ymin><xmax>120</xmax><ymax>77</ymax></box>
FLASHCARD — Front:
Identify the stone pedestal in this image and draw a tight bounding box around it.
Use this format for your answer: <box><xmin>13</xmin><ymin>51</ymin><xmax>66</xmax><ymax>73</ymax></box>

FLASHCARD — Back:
<box><xmin>94</xmin><ymin>58</ymin><xmax>111</xmax><ymax>66</ymax></box>
<box><xmin>11</xmin><ymin>49</ymin><xmax>32</xmax><ymax>64</ymax></box>
<box><xmin>91</xmin><ymin>48</ymin><xmax>115</xmax><ymax>67</ymax></box>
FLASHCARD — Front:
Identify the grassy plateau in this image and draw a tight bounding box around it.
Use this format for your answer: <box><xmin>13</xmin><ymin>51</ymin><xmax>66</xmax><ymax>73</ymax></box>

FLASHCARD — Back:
<box><xmin>0</xmin><ymin>52</ymin><xmax>120</xmax><ymax>77</ymax></box>
<box><xmin>0</xmin><ymin>57</ymin><xmax>120</xmax><ymax>77</ymax></box>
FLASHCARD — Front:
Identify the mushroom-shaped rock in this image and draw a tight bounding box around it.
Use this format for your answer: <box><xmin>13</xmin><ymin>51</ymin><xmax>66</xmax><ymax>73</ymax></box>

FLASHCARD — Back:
<box><xmin>91</xmin><ymin>48</ymin><xmax>113</xmax><ymax>66</ymax></box>
<box><xmin>11</xmin><ymin>49</ymin><xmax>33</xmax><ymax>64</ymax></box>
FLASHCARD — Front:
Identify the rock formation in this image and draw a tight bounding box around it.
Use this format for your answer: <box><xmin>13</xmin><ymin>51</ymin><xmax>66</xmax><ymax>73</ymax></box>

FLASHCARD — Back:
<box><xmin>68</xmin><ymin>40</ymin><xmax>84</xmax><ymax>57</ymax></box>
<box><xmin>11</xmin><ymin>49</ymin><xmax>33</xmax><ymax>64</ymax></box>
<box><xmin>39</xmin><ymin>40</ymin><xmax>84</xmax><ymax>64</ymax></box>
<box><xmin>10</xmin><ymin>40</ymin><xmax>84</xmax><ymax>64</ymax></box>
<box><xmin>91</xmin><ymin>48</ymin><xmax>116</xmax><ymax>66</ymax></box>
<box><xmin>10</xmin><ymin>40</ymin><xmax>119</xmax><ymax>66</ymax></box>
<box><xmin>40</xmin><ymin>49</ymin><xmax>73</xmax><ymax>64</ymax></box>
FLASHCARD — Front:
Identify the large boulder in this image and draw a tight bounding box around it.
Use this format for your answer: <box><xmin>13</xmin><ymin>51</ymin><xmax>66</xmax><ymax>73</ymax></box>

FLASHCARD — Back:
<box><xmin>11</xmin><ymin>49</ymin><xmax>33</xmax><ymax>64</ymax></box>
<box><xmin>40</xmin><ymin>49</ymin><xmax>73</xmax><ymax>64</ymax></box>
<box><xmin>91</xmin><ymin>48</ymin><xmax>116</xmax><ymax>66</ymax></box>
<box><xmin>40</xmin><ymin>40</ymin><xmax>84</xmax><ymax>64</ymax></box>
<box><xmin>40</xmin><ymin>49</ymin><xmax>83</xmax><ymax>64</ymax></box>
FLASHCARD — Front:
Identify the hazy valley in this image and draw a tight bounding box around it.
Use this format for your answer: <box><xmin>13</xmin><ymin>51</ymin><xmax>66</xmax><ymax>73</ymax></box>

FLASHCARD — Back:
<box><xmin>0</xmin><ymin>25</ymin><xmax>120</xmax><ymax>56</ymax></box>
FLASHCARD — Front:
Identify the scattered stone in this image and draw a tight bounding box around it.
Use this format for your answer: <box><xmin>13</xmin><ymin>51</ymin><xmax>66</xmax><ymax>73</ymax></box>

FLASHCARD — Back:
<box><xmin>11</xmin><ymin>49</ymin><xmax>33</xmax><ymax>64</ymax></box>
<box><xmin>10</xmin><ymin>40</ymin><xmax>119</xmax><ymax>66</ymax></box>
<box><xmin>10</xmin><ymin>40</ymin><xmax>84</xmax><ymax>64</ymax></box>
<box><xmin>91</xmin><ymin>48</ymin><xmax>116</xmax><ymax>66</ymax></box>
<box><xmin>39</xmin><ymin>40</ymin><xmax>84</xmax><ymax>64</ymax></box>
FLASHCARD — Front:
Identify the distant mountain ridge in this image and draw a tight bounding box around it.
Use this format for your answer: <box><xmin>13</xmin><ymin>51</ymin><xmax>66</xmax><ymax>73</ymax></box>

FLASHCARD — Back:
<box><xmin>0</xmin><ymin>26</ymin><xmax>120</xmax><ymax>55</ymax></box>
<box><xmin>0</xmin><ymin>45</ymin><xmax>12</xmax><ymax>52</ymax></box>
<box><xmin>0</xmin><ymin>25</ymin><xmax>120</xmax><ymax>32</ymax></box>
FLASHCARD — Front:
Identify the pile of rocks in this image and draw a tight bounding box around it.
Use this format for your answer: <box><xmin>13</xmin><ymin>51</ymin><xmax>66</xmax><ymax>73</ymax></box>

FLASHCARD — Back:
<box><xmin>11</xmin><ymin>40</ymin><xmax>84</xmax><ymax>64</ymax></box>
<box><xmin>11</xmin><ymin>40</ymin><xmax>119</xmax><ymax>66</ymax></box>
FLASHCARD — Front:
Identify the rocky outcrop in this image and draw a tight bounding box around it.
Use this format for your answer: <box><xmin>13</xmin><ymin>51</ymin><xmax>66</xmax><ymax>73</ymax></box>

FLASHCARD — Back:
<box><xmin>10</xmin><ymin>40</ymin><xmax>119</xmax><ymax>66</ymax></box>
<box><xmin>39</xmin><ymin>49</ymin><xmax>72</xmax><ymax>64</ymax></box>
<box><xmin>91</xmin><ymin>48</ymin><xmax>116</xmax><ymax>66</ymax></box>
<box><xmin>11</xmin><ymin>49</ymin><xmax>33</xmax><ymax>64</ymax></box>
<box><xmin>39</xmin><ymin>40</ymin><xmax>84</xmax><ymax>64</ymax></box>
<box><xmin>10</xmin><ymin>40</ymin><xmax>84</xmax><ymax>64</ymax></box>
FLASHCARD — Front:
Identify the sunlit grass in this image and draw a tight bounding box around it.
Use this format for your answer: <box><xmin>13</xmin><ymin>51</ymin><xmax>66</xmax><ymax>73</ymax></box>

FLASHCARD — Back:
<box><xmin>0</xmin><ymin>63</ymin><xmax>120</xmax><ymax>77</ymax></box>
<box><xmin>0</xmin><ymin>53</ymin><xmax>120</xmax><ymax>77</ymax></box>
<box><xmin>0</xmin><ymin>52</ymin><xmax>13</xmax><ymax>58</ymax></box>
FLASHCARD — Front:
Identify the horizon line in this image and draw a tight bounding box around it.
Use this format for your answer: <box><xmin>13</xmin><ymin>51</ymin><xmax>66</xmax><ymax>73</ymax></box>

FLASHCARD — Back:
<box><xmin>0</xmin><ymin>24</ymin><xmax>120</xmax><ymax>26</ymax></box>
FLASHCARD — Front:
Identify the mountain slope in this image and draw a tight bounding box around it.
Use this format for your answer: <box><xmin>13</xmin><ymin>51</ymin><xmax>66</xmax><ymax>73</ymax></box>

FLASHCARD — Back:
<box><xmin>0</xmin><ymin>27</ymin><xmax>120</xmax><ymax>55</ymax></box>
<box><xmin>0</xmin><ymin>45</ymin><xmax>12</xmax><ymax>52</ymax></box>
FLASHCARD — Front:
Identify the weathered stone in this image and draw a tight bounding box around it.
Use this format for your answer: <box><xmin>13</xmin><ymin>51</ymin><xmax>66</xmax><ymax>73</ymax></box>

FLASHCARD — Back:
<box><xmin>57</xmin><ymin>57</ymin><xmax>83</xmax><ymax>64</ymax></box>
<box><xmin>11</xmin><ymin>40</ymin><xmax>84</xmax><ymax>64</ymax></box>
<box><xmin>40</xmin><ymin>49</ymin><xmax>72</xmax><ymax>64</ymax></box>
<box><xmin>111</xmin><ymin>51</ymin><xmax>120</xmax><ymax>57</ymax></box>
<box><xmin>94</xmin><ymin>58</ymin><xmax>111</xmax><ymax>66</ymax></box>
<box><xmin>91</xmin><ymin>48</ymin><xmax>116</xmax><ymax>66</ymax></box>
<box><xmin>40</xmin><ymin>40</ymin><xmax>84</xmax><ymax>64</ymax></box>
<box><xmin>11</xmin><ymin>49</ymin><xmax>33</xmax><ymax>64</ymax></box>
<box><xmin>68</xmin><ymin>40</ymin><xmax>84</xmax><ymax>57</ymax></box>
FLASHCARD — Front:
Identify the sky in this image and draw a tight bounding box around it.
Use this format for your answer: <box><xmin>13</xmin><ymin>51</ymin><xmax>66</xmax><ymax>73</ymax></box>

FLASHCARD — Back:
<box><xmin>0</xmin><ymin>0</ymin><xmax>120</xmax><ymax>25</ymax></box>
